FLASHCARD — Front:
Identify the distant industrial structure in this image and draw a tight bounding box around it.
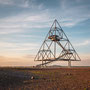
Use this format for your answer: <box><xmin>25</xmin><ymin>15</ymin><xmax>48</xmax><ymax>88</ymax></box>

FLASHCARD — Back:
<box><xmin>34</xmin><ymin>19</ymin><xmax>81</xmax><ymax>67</ymax></box>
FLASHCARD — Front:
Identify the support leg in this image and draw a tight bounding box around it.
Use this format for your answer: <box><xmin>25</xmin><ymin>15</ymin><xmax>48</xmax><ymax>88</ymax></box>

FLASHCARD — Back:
<box><xmin>42</xmin><ymin>61</ymin><xmax>43</xmax><ymax>68</ymax></box>
<box><xmin>45</xmin><ymin>61</ymin><xmax>46</xmax><ymax>67</ymax></box>
<box><xmin>68</xmin><ymin>60</ymin><xmax>71</xmax><ymax>68</ymax></box>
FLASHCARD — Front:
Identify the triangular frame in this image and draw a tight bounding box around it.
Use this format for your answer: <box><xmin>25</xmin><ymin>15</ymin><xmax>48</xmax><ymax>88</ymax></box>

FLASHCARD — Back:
<box><xmin>34</xmin><ymin>19</ymin><xmax>81</xmax><ymax>67</ymax></box>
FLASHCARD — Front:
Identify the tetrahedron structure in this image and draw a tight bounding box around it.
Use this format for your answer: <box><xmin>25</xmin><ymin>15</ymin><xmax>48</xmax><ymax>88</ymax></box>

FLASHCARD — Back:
<box><xmin>34</xmin><ymin>19</ymin><xmax>81</xmax><ymax>67</ymax></box>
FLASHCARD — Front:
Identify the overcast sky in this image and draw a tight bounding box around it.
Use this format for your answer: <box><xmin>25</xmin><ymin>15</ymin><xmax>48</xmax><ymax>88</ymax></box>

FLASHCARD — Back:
<box><xmin>0</xmin><ymin>0</ymin><xmax>90</xmax><ymax>66</ymax></box>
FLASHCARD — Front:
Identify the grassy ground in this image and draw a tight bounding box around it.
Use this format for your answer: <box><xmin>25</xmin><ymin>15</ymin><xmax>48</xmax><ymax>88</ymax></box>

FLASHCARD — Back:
<box><xmin>0</xmin><ymin>67</ymin><xmax>90</xmax><ymax>90</ymax></box>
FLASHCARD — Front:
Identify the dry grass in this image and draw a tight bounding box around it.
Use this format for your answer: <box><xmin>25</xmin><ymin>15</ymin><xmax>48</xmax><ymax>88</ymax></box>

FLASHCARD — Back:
<box><xmin>0</xmin><ymin>67</ymin><xmax>90</xmax><ymax>90</ymax></box>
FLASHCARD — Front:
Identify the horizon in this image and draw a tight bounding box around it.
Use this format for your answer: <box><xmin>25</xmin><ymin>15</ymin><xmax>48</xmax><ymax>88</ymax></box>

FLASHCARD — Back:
<box><xmin>0</xmin><ymin>0</ymin><xmax>90</xmax><ymax>66</ymax></box>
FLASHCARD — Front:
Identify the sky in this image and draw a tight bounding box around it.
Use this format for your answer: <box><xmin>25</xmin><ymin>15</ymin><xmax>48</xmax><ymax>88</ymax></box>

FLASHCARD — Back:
<box><xmin>0</xmin><ymin>0</ymin><xmax>90</xmax><ymax>66</ymax></box>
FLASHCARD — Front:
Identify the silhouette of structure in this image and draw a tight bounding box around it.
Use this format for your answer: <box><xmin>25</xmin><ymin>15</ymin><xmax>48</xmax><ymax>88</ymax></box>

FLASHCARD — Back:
<box><xmin>34</xmin><ymin>19</ymin><xmax>81</xmax><ymax>67</ymax></box>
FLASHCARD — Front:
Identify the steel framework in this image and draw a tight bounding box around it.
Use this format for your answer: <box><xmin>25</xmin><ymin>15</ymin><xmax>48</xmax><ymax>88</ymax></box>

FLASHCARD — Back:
<box><xmin>34</xmin><ymin>19</ymin><xmax>81</xmax><ymax>67</ymax></box>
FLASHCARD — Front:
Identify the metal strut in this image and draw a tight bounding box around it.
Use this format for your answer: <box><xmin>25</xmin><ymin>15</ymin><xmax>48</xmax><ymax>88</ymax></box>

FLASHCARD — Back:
<box><xmin>34</xmin><ymin>19</ymin><xmax>81</xmax><ymax>67</ymax></box>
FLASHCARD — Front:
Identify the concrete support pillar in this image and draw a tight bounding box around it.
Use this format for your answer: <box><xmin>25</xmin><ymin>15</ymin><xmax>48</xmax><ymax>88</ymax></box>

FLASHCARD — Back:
<box><xmin>68</xmin><ymin>60</ymin><xmax>71</xmax><ymax>68</ymax></box>
<box><xmin>45</xmin><ymin>61</ymin><xmax>46</xmax><ymax>67</ymax></box>
<box><xmin>42</xmin><ymin>61</ymin><xmax>44</xmax><ymax>68</ymax></box>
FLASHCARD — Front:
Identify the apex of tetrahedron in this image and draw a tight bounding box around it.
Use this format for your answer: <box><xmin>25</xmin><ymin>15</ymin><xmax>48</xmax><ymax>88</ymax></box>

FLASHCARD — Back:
<box><xmin>54</xmin><ymin>19</ymin><xmax>57</xmax><ymax>21</ymax></box>
<box><xmin>50</xmin><ymin>19</ymin><xmax>62</xmax><ymax>30</ymax></box>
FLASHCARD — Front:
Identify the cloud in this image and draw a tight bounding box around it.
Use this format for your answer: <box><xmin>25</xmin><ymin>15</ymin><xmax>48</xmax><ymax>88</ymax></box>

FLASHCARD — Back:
<box><xmin>0</xmin><ymin>0</ymin><xmax>44</xmax><ymax>9</ymax></box>
<box><xmin>0</xmin><ymin>9</ymin><xmax>50</xmax><ymax>23</ymax></box>
<box><xmin>0</xmin><ymin>42</ymin><xmax>37</xmax><ymax>47</ymax></box>
<box><xmin>0</xmin><ymin>0</ymin><xmax>13</xmax><ymax>5</ymax></box>
<box><xmin>19</xmin><ymin>0</ymin><xmax>30</xmax><ymax>8</ymax></box>
<box><xmin>16</xmin><ymin>34</ymin><xmax>41</xmax><ymax>38</ymax></box>
<box><xmin>0</xmin><ymin>9</ymin><xmax>52</xmax><ymax>35</ymax></box>
<box><xmin>0</xmin><ymin>41</ymin><xmax>39</xmax><ymax>58</ymax></box>
<box><xmin>0</xmin><ymin>42</ymin><xmax>39</xmax><ymax>50</ymax></box>
<box><xmin>1</xmin><ymin>0</ymin><xmax>90</xmax><ymax>31</ymax></box>
<box><xmin>74</xmin><ymin>40</ymin><xmax>90</xmax><ymax>47</ymax></box>
<box><xmin>19</xmin><ymin>0</ymin><xmax>44</xmax><ymax>9</ymax></box>
<box><xmin>0</xmin><ymin>28</ymin><xmax>24</xmax><ymax>34</ymax></box>
<box><xmin>0</xmin><ymin>0</ymin><xmax>90</xmax><ymax>28</ymax></box>
<box><xmin>58</xmin><ymin>0</ymin><xmax>90</xmax><ymax>27</ymax></box>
